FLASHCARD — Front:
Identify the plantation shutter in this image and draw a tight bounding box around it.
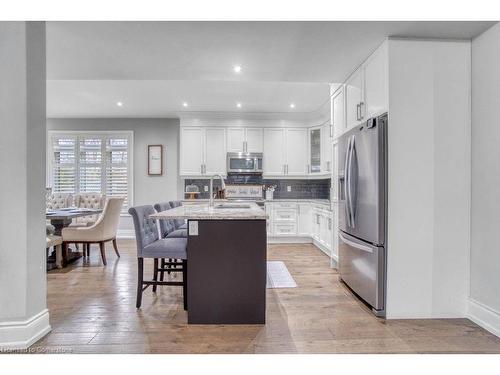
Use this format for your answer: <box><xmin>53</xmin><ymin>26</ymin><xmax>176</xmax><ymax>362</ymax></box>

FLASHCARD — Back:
<box><xmin>51</xmin><ymin>136</ymin><xmax>77</xmax><ymax>193</ymax></box>
<box><xmin>106</xmin><ymin>137</ymin><xmax>129</xmax><ymax>211</ymax></box>
<box><xmin>50</xmin><ymin>132</ymin><xmax>132</xmax><ymax>212</ymax></box>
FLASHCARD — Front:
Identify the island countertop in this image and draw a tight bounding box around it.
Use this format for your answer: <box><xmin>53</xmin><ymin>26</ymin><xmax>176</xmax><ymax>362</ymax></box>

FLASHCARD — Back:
<box><xmin>150</xmin><ymin>202</ymin><xmax>268</xmax><ymax>220</ymax></box>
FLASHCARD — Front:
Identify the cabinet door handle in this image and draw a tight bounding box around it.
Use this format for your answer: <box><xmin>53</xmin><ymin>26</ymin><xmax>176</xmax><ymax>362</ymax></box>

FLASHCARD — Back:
<box><xmin>360</xmin><ymin>101</ymin><xmax>365</xmax><ymax>120</ymax></box>
<box><xmin>356</xmin><ymin>103</ymin><xmax>361</xmax><ymax>121</ymax></box>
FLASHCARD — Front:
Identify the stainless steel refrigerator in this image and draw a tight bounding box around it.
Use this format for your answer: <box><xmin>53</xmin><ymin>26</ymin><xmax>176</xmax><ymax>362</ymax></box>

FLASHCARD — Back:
<box><xmin>338</xmin><ymin>113</ymin><xmax>387</xmax><ymax>316</ymax></box>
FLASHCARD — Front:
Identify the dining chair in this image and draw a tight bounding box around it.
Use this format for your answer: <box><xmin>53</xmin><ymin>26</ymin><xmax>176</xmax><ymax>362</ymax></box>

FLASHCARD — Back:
<box><xmin>128</xmin><ymin>205</ymin><xmax>187</xmax><ymax>309</ymax></box>
<box><xmin>46</xmin><ymin>192</ymin><xmax>73</xmax><ymax>210</ymax></box>
<box><xmin>168</xmin><ymin>200</ymin><xmax>187</xmax><ymax>230</ymax></box>
<box><xmin>61</xmin><ymin>197</ymin><xmax>124</xmax><ymax>265</ymax></box>
<box><xmin>46</xmin><ymin>235</ymin><xmax>63</xmax><ymax>269</ymax></box>
<box><xmin>71</xmin><ymin>193</ymin><xmax>105</xmax><ymax>227</ymax></box>
<box><xmin>70</xmin><ymin>193</ymin><xmax>106</xmax><ymax>255</ymax></box>
<box><xmin>153</xmin><ymin>202</ymin><xmax>186</xmax><ymax>280</ymax></box>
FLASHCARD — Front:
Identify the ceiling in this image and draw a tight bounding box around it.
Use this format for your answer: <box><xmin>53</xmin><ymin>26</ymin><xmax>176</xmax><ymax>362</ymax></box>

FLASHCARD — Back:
<box><xmin>46</xmin><ymin>21</ymin><xmax>495</xmax><ymax>118</ymax></box>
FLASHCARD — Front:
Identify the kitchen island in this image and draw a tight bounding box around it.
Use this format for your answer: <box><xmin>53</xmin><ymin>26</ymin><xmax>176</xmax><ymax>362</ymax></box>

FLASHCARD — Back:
<box><xmin>150</xmin><ymin>202</ymin><xmax>268</xmax><ymax>324</ymax></box>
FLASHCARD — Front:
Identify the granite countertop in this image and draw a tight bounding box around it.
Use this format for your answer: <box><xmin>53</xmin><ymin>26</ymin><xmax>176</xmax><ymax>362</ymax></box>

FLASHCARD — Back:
<box><xmin>151</xmin><ymin>202</ymin><xmax>268</xmax><ymax>220</ymax></box>
<box><xmin>182</xmin><ymin>198</ymin><xmax>331</xmax><ymax>205</ymax></box>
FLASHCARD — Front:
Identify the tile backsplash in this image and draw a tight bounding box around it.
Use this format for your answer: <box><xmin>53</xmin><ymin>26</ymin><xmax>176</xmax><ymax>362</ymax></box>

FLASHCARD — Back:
<box><xmin>184</xmin><ymin>177</ymin><xmax>331</xmax><ymax>200</ymax></box>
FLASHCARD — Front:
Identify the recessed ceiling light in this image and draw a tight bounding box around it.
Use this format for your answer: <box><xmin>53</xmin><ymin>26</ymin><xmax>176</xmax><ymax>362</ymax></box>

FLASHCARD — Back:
<box><xmin>182</xmin><ymin>102</ymin><xmax>188</xmax><ymax>107</ymax></box>
<box><xmin>116</xmin><ymin>101</ymin><xmax>123</xmax><ymax>107</ymax></box>
<box><xmin>290</xmin><ymin>103</ymin><xmax>295</xmax><ymax>109</ymax></box>
<box><xmin>233</xmin><ymin>65</ymin><xmax>242</xmax><ymax>73</ymax></box>
<box><xmin>236</xmin><ymin>102</ymin><xmax>242</xmax><ymax>108</ymax></box>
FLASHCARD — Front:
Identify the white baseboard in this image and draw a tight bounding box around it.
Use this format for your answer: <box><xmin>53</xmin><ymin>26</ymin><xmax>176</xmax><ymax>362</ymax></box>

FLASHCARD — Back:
<box><xmin>467</xmin><ymin>298</ymin><xmax>500</xmax><ymax>338</ymax></box>
<box><xmin>117</xmin><ymin>229</ymin><xmax>135</xmax><ymax>239</ymax></box>
<box><xmin>0</xmin><ymin>309</ymin><xmax>51</xmax><ymax>350</ymax></box>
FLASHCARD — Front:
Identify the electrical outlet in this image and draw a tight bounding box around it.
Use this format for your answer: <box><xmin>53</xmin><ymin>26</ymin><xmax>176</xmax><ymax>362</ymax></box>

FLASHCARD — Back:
<box><xmin>287</xmin><ymin>186</ymin><xmax>291</xmax><ymax>192</ymax></box>
<box><xmin>204</xmin><ymin>185</ymin><xmax>208</xmax><ymax>192</ymax></box>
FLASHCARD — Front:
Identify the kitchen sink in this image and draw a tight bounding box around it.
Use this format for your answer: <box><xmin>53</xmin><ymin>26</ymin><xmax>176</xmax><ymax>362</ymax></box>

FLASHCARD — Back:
<box><xmin>213</xmin><ymin>203</ymin><xmax>251</xmax><ymax>209</ymax></box>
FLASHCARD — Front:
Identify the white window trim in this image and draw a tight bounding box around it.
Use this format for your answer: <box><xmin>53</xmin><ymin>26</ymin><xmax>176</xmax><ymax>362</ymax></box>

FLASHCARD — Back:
<box><xmin>47</xmin><ymin>130</ymin><xmax>134</xmax><ymax>215</ymax></box>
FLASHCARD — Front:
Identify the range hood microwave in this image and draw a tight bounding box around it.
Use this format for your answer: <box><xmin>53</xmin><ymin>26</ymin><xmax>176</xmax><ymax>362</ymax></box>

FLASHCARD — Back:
<box><xmin>226</xmin><ymin>152</ymin><xmax>263</xmax><ymax>174</ymax></box>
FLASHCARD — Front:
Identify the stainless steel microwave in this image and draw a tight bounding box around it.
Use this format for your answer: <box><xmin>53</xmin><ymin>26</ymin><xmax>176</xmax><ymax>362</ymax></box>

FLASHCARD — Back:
<box><xmin>226</xmin><ymin>152</ymin><xmax>263</xmax><ymax>174</ymax></box>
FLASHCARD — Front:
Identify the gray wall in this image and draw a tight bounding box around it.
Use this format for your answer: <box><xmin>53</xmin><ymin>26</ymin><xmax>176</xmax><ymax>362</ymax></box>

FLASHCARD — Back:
<box><xmin>471</xmin><ymin>23</ymin><xmax>500</xmax><ymax>316</ymax></box>
<box><xmin>0</xmin><ymin>22</ymin><xmax>48</xmax><ymax>336</ymax></box>
<box><xmin>46</xmin><ymin>118</ymin><xmax>181</xmax><ymax>232</ymax></box>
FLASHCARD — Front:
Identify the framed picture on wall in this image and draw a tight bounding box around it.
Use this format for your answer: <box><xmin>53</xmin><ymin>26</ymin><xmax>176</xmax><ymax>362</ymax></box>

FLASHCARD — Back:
<box><xmin>148</xmin><ymin>145</ymin><xmax>163</xmax><ymax>176</ymax></box>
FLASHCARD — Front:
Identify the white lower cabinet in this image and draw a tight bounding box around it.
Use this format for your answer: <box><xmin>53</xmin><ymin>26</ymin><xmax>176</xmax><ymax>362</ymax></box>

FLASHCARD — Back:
<box><xmin>297</xmin><ymin>202</ymin><xmax>311</xmax><ymax>236</ymax></box>
<box><xmin>266</xmin><ymin>200</ymin><xmax>335</xmax><ymax>265</ymax></box>
<box><xmin>272</xmin><ymin>202</ymin><xmax>298</xmax><ymax>237</ymax></box>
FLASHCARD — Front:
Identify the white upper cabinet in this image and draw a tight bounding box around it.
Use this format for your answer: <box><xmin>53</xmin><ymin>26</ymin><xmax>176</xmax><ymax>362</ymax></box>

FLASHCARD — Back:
<box><xmin>180</xmin><ymin>127</ymin><xmax>226</xmax><ymax>176</ymax></box>
<box><xmin>263</xmin><ymin>128</ymin><xmax>286</xmax><ymax>175</ymax></box>
<box><xmin>180</xmin><ymin>127</ymin><xmax>205</xmax><ymax>175</ymax></box>
<box><xmin>364</xmin><ymin>43</ymin><xmax>388</xmax><ymax>119</ymax></box>
<box><xmin>245</xmin><ymin>128</ymin><xmax>263</xmax><ymax>152</ymax></box>
<box><xmin>344</xmin><ymin>42</ymin><xmax>388</xmax><ymax>131</ymax></box>
<box><xmin>321</xmin><ymin>124</ymin><xmax>332</xmax><ymax>174</ymax></box>
<box><xmin>204</xmin><ymin>128</ymin><xmax>227</xmax><ymax>175</ymax></box>
<box><xmin>226</xmin><ymin>128</ymin><xmax>246</xmax><ymax>153</ymax></box>
<box><xmin>332</xmin><ymin>86</ymin><xmax>346</xmax><ymax>137</ymax></box>
<box><xmin>285</xmin><ymin>128</ymin><xmax>308</xmax><ymax>175</ymax></box>
<box><xmin>227</xmin><ymin>128</ymin><xmax>263</xmax><ymax>153</ymax></box>
<box><xmin>345</xmin><ymin>66</ymin><xmax>365</xmax><ymax>128</ymax></box>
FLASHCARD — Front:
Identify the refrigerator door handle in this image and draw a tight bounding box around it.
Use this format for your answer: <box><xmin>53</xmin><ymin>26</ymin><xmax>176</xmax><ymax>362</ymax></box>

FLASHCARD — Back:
<box><xmin>339</xmin><ymin>232</ymin><xmax>373</xmax><ymax>253</ymax></box>
<box><xmin>344</xmin><ymin>137</ymin><xmax>352</xmax><ymax>227</ymax></box>
<box><xmin>348</xmin><ymin>135</ymin><xmax>357</xmax><ymax>227</ymax></box>
<box><xmin>347</xmin><ymin>135</ymin><xmax>355</xmax><ymax>228</ymax></box>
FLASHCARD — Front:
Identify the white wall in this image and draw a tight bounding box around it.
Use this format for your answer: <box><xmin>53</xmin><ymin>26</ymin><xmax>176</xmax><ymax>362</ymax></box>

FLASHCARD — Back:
<box><xmin>386</xmin><ymin>39</ymin><xmax>471</xmax><ymax>318</ymax></box>
<box><xmin>469</xmin><ymin>22</ymin><xmax>500</xmax><ymax>336</ymax></box>
<box><xmin>0</xmin><ymin>22</ymin><xmax>50</xmax><ymax>348</ymax></box>
<box><xmin>46</xmin><ymin>118</ymin><xmax>181</xmax><ymax>236</ymax></box>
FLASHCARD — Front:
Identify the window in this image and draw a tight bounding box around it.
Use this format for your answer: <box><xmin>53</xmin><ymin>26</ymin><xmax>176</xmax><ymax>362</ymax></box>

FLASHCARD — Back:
<box><xmin>48</xmin><ymin>131</ymin><xmax>133</xmax><ymax>212</ymax></box>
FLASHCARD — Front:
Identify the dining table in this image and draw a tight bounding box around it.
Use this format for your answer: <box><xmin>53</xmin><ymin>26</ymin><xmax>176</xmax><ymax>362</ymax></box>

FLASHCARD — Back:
<box><xmin>46</xmin><ymin>208</ymin><xmax>103</xmax><ymax>269</ymax></box>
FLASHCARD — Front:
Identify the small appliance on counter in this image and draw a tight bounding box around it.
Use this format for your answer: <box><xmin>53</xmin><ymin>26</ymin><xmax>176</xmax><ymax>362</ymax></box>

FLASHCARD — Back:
<box><xmin>264</xmin><ymin>185</ymin><xmax>276</xmax><ymax>200</ymax></box>
<box><xmin>185</xmin><ymin>184</ymin><xmax>200</xmax><ymax>200</ymax></box>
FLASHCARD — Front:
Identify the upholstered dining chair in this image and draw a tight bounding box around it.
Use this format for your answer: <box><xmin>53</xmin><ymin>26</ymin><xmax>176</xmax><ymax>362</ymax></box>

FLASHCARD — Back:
<box><xmin>69</xmin><ymin>193</ymin><xmax>106</xmax><ymax>255</ymax></box>
<box><xmin>153</xmin><ymin>202</ymin><xmax>186</xmax><ymax>280</ymax></box>
<box><xmin>46</xmin><ymin>235</ymin><xmax>63</xmax><ymax>269</ymax></box>
<box><xmin>46</xmin><ymin>192</ymin><xmax>73</xmax><ymax>210</ymax></box>
<box><xmin>61</xmin><ymin>197</ymin><xmax>124</xmax><ymax>266</ymax></box>
<box><xmin>71</xmin><ymin>193</ymin><xmax>106</xmax><ymax>227</ymax></box>
<box><xmin>154</xmin><ymin>202</ymin><xmax>187</xmax><ymax>238</ymax></box>
<box><xmin>168</xmin><ymin>200</ymin><xmax>187</xmax><ymax>230</ymax></box>
<box><xmin>128</xmin><ymin>205</ymin><xmax>187</xmax><ymax>309</ymax></box>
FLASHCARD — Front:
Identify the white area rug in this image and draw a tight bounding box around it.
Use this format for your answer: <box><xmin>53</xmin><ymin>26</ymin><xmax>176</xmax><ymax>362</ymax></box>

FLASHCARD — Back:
<box><xmin>266</xmin><ymin>261</ymin><xmax>297</xmax><ymax>288</ymax></box>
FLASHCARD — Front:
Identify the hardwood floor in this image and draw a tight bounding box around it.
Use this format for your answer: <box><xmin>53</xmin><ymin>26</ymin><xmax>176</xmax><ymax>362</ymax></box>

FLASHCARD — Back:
<box><xmin>34</xmin><ymin>240</ymin><xmax>500</xmax><ymax>353</ymax></box>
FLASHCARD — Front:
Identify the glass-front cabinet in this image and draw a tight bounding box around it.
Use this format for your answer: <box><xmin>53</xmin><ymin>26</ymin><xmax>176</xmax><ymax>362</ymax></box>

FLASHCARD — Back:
<box><xmin>310</xmin><ymin>128</ymin><xmax>321</xmax><ymax>173</ymax></box>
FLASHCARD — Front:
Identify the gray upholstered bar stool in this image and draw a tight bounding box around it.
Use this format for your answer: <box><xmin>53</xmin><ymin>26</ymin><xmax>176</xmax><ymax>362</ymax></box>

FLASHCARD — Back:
<box><xmin>168</xmin><ymin>200</ymin><xmax>187</xmax><ymax>230</ymax></box>
<box><xmin>154</xmin><ymin>202</ymin><xmax>186</xmax><ymax>279</ymax></box>
<box><xmin>128</xmin><ymin>205</ymin><xmax>188</xmax><ymax>309</ymax></box>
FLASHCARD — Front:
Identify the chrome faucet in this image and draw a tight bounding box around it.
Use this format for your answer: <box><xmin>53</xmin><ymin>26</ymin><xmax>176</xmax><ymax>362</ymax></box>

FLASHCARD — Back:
<box><xmin>209</xmin><ymin>174</ymin><xmax>226</xmax><ymax>207</ymax></box>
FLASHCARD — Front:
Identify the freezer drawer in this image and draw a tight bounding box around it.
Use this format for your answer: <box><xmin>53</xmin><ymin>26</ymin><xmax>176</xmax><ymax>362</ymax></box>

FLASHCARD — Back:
<box><xmin>339</xmin><ymin>231</ymin><xmax>385</xmax><ymax>311</ymax></box>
